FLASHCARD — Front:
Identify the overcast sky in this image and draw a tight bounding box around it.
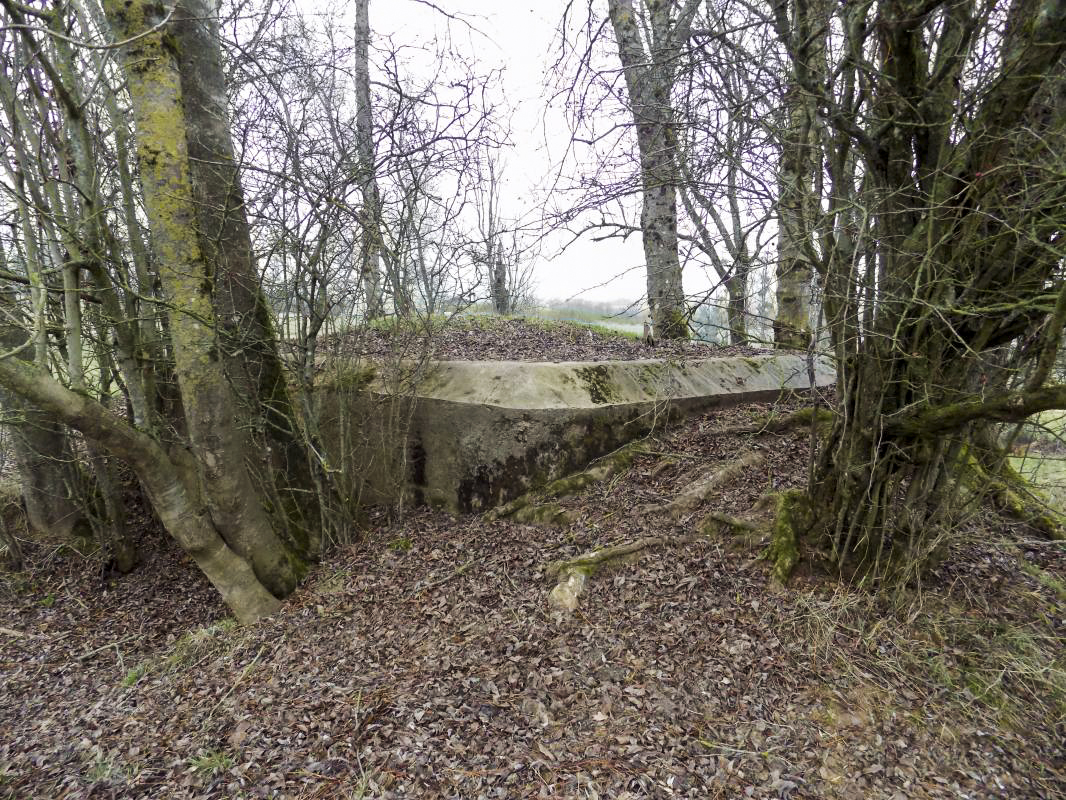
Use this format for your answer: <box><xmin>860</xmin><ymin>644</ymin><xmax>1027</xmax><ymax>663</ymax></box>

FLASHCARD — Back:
<box><xmin>365</xmin><ymin>0</ymin><xmax>718</xmax><ymax>308</ymax></box>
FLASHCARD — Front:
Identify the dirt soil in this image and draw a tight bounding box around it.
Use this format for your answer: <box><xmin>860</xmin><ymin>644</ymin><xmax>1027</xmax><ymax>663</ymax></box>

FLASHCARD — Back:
<box><xmin>1</xmin><ymin>398</ymin><xmax>1064</xmax><ymax>799</ymax></box>
<box><xmin>319</xmin><ymin>316</ymin><xmax>773</xmax><ymax>363</ymax></box>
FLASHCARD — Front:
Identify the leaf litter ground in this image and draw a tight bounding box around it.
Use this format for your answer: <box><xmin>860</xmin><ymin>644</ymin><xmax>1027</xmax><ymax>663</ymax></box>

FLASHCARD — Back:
<box><xmin>1</xmin><ymin>397</ymin><xmax>1064</xmax><ymax>799</ymax></box>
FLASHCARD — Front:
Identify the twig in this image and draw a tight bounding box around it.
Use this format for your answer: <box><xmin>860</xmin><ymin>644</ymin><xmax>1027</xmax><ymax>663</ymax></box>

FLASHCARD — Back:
<box><xmin>77</xmin><ymin>634</ymin><xmax>136</xmax><ymax>661</ymax></box>
<box><xmin>404</xmin><ymin>557</ymin><xmax>476</xmax><ymax>601</ymax></box>
<box><xmin>205</xmin><ymin>644</ymin><xmax>266</xmax><ymax>723</ymax></box>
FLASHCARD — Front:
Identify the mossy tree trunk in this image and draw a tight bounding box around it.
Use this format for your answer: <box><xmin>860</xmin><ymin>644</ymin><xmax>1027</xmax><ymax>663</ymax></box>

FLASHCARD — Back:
<box><xmin>791</xmin><ymin>0</ymin><xmax>1066</xmax><ymax>575</ymax></box>
<box><xmin>172</xmin><ymin>0</ymin><xmax>321</xmax><ymax>559</ymax></box>
<box><xmin>769</xmin><ymin>0</ymin><xmax>826</xmax><ymax>351</ymax></box>
<box><xmin>101</xmin><ymin>0</ymin><xmax>307</xmax><ymax>605</ymax></box>
<box><xmin>677</xmin><ymin>154</ymin><xmax>751</xmax><ymax>345</ymax></box>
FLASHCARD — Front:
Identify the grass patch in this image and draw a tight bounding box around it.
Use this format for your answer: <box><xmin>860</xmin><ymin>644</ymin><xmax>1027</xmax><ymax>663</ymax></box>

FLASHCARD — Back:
<box><xmin>114</xmin><ymin>620</ymin><xmax>240</xmax><ymax>689</ymax></box>
<box><xmin>83</xmin><ymin>751</ymin><xmax>141</xmax><ymax>784</ymax></box>
<box><xmin>387</xmin><ymin>536</ymin><xmax>413</xmax><ymax>552</ymax></box>
<box><xmin>785</xmin><ymin>578</ymin><xmax>1066</xmax><ymax>741</ymax></box>
<box><xmin>121</xmin><ymin>663</ymin><xmax>148</xmax><ymax>688</ymax></box>
<box><xmin>521</xmin><ymin>310</ymin><xmax>643</xmax><ymax>340</ymax></box>
<box><xmin>165</xmin><ymin>619</ymin><xmax>238</xmax><ymax>672</ymax></box>
<box><xmin>1018</xmin><ymin>557</ymin><xmax>1066</xmax><ymax>605</ymax></box>
<box><xmin>85</xmin><ymin>755</ymin><xmax>117</xmax><ymax>783</ymax></box>
<box><xmin>315</xmin><ymin>568</ymin><xmax>351</xmax><ymax>597</ymax></box>
<box><xmin>1010</xmin><ymin>453</ymin><xmax>1066</xmax><ymax>512</ymax></box>
<box><xmin>187</xmin><ymin>750</ymin><xmax>234</xmax><ymax>777</ymax></box>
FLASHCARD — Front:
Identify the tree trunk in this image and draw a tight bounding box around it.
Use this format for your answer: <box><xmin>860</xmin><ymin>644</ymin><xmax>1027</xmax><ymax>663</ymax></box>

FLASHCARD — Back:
<box><xmin>608</xmin><ymin>0</ymin><xmax>698</xmax><ymax>340</ymax></box>
<box><xmin>102</xmin><ymin>0</ymin><xmax>305</xmax><ymax>599</ymax></box>
<box><xmin>795</xmin><ymin>0</ymin><xmax>1066</xmax><ymax>575</ymax></box>
<box><xmin>173</xmin><ymin>0</ymin><xmax>321</xmax><ymax>559</ymax></box>
<box><xmin>4</xmin><ymin>399</ymin><xmax>91</xmax><ymax>542</ymax></box>
<box><xmin>355</xmin><ymin>0</ymin><xmax>383</xmax><ymax>320</ymax></box>
<box><xmin>676</xmin><ymin>163</ymin><xmax>750</xmax><ymax>345</ymax></box>
<box><xmin>0</xmin><ymin>291</ymin><xmax>91</xmax><ymax>543</ymax></box>
<box><xmin>724</xmin><ymin>269</ymin><xmax>748</xmax><ymax>346</ymax></box>
<box><xmin>491</xmin><ymin>259</ymin><xmax>511</xmax><ymax>315</ymax></box>
<box><xmin>770</xmin><ymin>0</ymin><xmax>825</xmax><ymax>350</ymax></box>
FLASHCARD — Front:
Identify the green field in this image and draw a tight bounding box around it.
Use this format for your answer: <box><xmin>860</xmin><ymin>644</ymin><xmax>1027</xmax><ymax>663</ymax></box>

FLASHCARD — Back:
<box><xmin>1009</xmin><ymin>410</ymin><xmax>1066</xmax><ymax>512</ymax></box>
<box><xmin>1011</xmin><ymin>453</ymin><xmax>1066</xmax><ymax>513</ymax></box>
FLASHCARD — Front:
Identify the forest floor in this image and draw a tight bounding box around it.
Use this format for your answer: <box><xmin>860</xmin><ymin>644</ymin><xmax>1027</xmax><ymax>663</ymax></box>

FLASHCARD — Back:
<box><xmin>1</xmin><ymin>384</ymin><xmax>1064</xmax><ymax>797</ymax></box>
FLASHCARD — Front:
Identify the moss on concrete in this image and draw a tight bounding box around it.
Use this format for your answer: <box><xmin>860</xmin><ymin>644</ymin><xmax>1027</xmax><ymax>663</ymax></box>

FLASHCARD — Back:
<box><xmin>543</xmin><ymin>440</ymin><xmax>646</xmax><ymax>498</ymax></box>
<box><xmin>322</xmin><ymin>363</ymin><xmax>378</xmax><ymax>393</ymax></box>
<box><xmin>575</xmin><ymin>365</ymin><xmax>620</xmax><ymax>405</ymax></box>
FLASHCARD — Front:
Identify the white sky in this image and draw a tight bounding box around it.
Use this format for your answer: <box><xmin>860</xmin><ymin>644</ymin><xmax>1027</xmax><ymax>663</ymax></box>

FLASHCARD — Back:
<box><xmin>366</xmin><ymin>0</ymin><xmax>718</xmax><ymax>307</ymax></box>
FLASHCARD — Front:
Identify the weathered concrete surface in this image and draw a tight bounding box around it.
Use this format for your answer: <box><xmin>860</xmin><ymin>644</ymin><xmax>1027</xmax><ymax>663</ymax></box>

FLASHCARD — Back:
<box><xmin>316</xmin><ymin>354</ymin><xmax>833</xmax><ymax>513</ymax></box>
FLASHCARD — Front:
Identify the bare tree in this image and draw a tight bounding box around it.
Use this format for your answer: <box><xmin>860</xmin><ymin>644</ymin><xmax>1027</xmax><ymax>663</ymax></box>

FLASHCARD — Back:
<box><xmin>469</xmin><ymin>156</ymin><xmax>536</xmax><ymax>315</ymax></box>
<box><xmin>768</xmin><ymin>0</ymin><xmax>827</xmax><ymax>349</ymax></box>
<box><xmin>355</xmin><ymin>0</ymin><xmax>384</xmax><ymax>319</ymax></box>
<box><xmin>604</xmin><ymin>0</ymin><xmax>698</xmax><ymax>339</ymax></box>
<box><xmin>768</xmin><ymin>0</ymin><xmax>1066</xmax><ymax>577</ymax></box>
<box><xmin>674</xmin><ymin>0</ymin><xmax>782</xmax><ymax>344</ymax></box>
<box><xmin>550</xmin><ymin>1</ymin><xmax>699</xmax><ymax>339</ymax></box>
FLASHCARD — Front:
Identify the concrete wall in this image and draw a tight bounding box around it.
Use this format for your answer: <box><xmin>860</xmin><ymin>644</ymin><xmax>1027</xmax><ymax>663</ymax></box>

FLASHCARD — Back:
<box><xmin>316</xmin><ymin>354</ymin><xmax>834</xmax><ymax>513</ymax></box>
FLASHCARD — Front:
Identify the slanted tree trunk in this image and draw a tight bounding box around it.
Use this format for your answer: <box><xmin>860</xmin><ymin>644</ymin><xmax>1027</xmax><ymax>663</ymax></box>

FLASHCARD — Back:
<box><xmin>607</xmin><ymin>0</ymin><xmax>700</xmax><ymax>340</ymax></box>
<box><xmin>173</xmin><ymin>0</ymin><xmax>321</xmax><ymax>559</ymax></box>
<box><xmin>102</xmin><ymin>0</ymin><xmax>306</xmax><ymax>602</ymax></box>
<box><xmin>0</xmin><ymin>354</ymin><xmax>280</xmax><ymax>622</ymax></box>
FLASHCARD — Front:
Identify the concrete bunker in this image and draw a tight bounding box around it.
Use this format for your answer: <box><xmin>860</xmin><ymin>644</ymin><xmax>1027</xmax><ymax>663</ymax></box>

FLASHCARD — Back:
<box><xmin>316</xmin><ymin>354</ymin><xmax>834</xmax><ymax>513</ymax></box>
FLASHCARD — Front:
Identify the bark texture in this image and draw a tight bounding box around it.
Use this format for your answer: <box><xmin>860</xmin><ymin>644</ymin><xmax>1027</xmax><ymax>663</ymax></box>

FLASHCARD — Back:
<box><xmin>608</xmin><ymin>0</ymin><xmax>699</xmax><ymax>340</ymax></box>
<box><xmin>354</xmin><ymin>0</ymin><xmax>383</xmax><ymax>319</ymax></box>
<box><xmin>770</xmin><ymin>0</ymin><xmax>825</xmax><ymax>350</ymax></box>
<box><xmin>0</xmin><ymin>294</ymin><xmax>90</xmax><ymax>542</ymax></box>
<box><xmin>102</xmin><ymin>0</ymin><xmax>305</xmax><ymax>601</ymax></box>
<box><xmin>803</xmin><ymin>0</ymin><xmax>1066</xmax><ymax>574</ymax></box>
<box><xmin>173</xmin><ymin>0</ymin><xmax>321</xmax><ymax>559</ymax></box>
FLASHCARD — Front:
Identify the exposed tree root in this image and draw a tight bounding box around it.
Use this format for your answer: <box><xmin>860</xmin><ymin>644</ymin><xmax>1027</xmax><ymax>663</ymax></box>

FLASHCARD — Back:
<box><xmin>545</xmin><ymin>489</ymin><xmax>819</xmax><ymax>611</ymax></box>
<box><xmin>702</xmin><ymin>490</ymin><xmax>813</xmax><ymax>583</ymax></box>
<box><xmin>479</xmin><ymin>497</ymin><xmax>572</xmax><ymax>527</ymax></box>
<box><xmin>511</xmin><ymin>503</ymin><xmax>571</xmax><ymax>526</ymax></box>
<box><xmin>763</xmin><ymin>489</ymin><xmax>813</xmax><ymax>583</ymax></box>
<box><xmin>544</xmin><ymin>440</ymin><xmax>648</xmax><ymax>498</ymax></box>
<box><xmin>699</xmin><ymin>510</ymin><xmax>762</xmax><ymax>537</ymax></box>
<box><xmin>978</xmin><ymin>460</ymin><xmax>1065</xmax><ymax>541</ymax></box>
<box><xmin>711</xmin><ymin>406</ymin><xmax>834</xmax><ymax>436</ymax></box>
<box><xmin>545</xmin><ymin>534</ymin><xmax>700</xmax><ymax>611</ymax></box>
<box><xmin>484</xmin><ymin>440</ymin><xmax>648</xmax><ymax>523</ymax></box>
<box><xmin>642</xmin><ymin>452</ymin><xmax>764</xmax><ymax>518</ymax></box>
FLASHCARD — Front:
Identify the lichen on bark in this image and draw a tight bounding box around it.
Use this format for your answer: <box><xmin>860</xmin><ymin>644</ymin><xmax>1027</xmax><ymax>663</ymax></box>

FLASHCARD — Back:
<box><xmin>764</xmin><ymin>489</ymin><xmax>812</xmax><ymax>583</ymax></box>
